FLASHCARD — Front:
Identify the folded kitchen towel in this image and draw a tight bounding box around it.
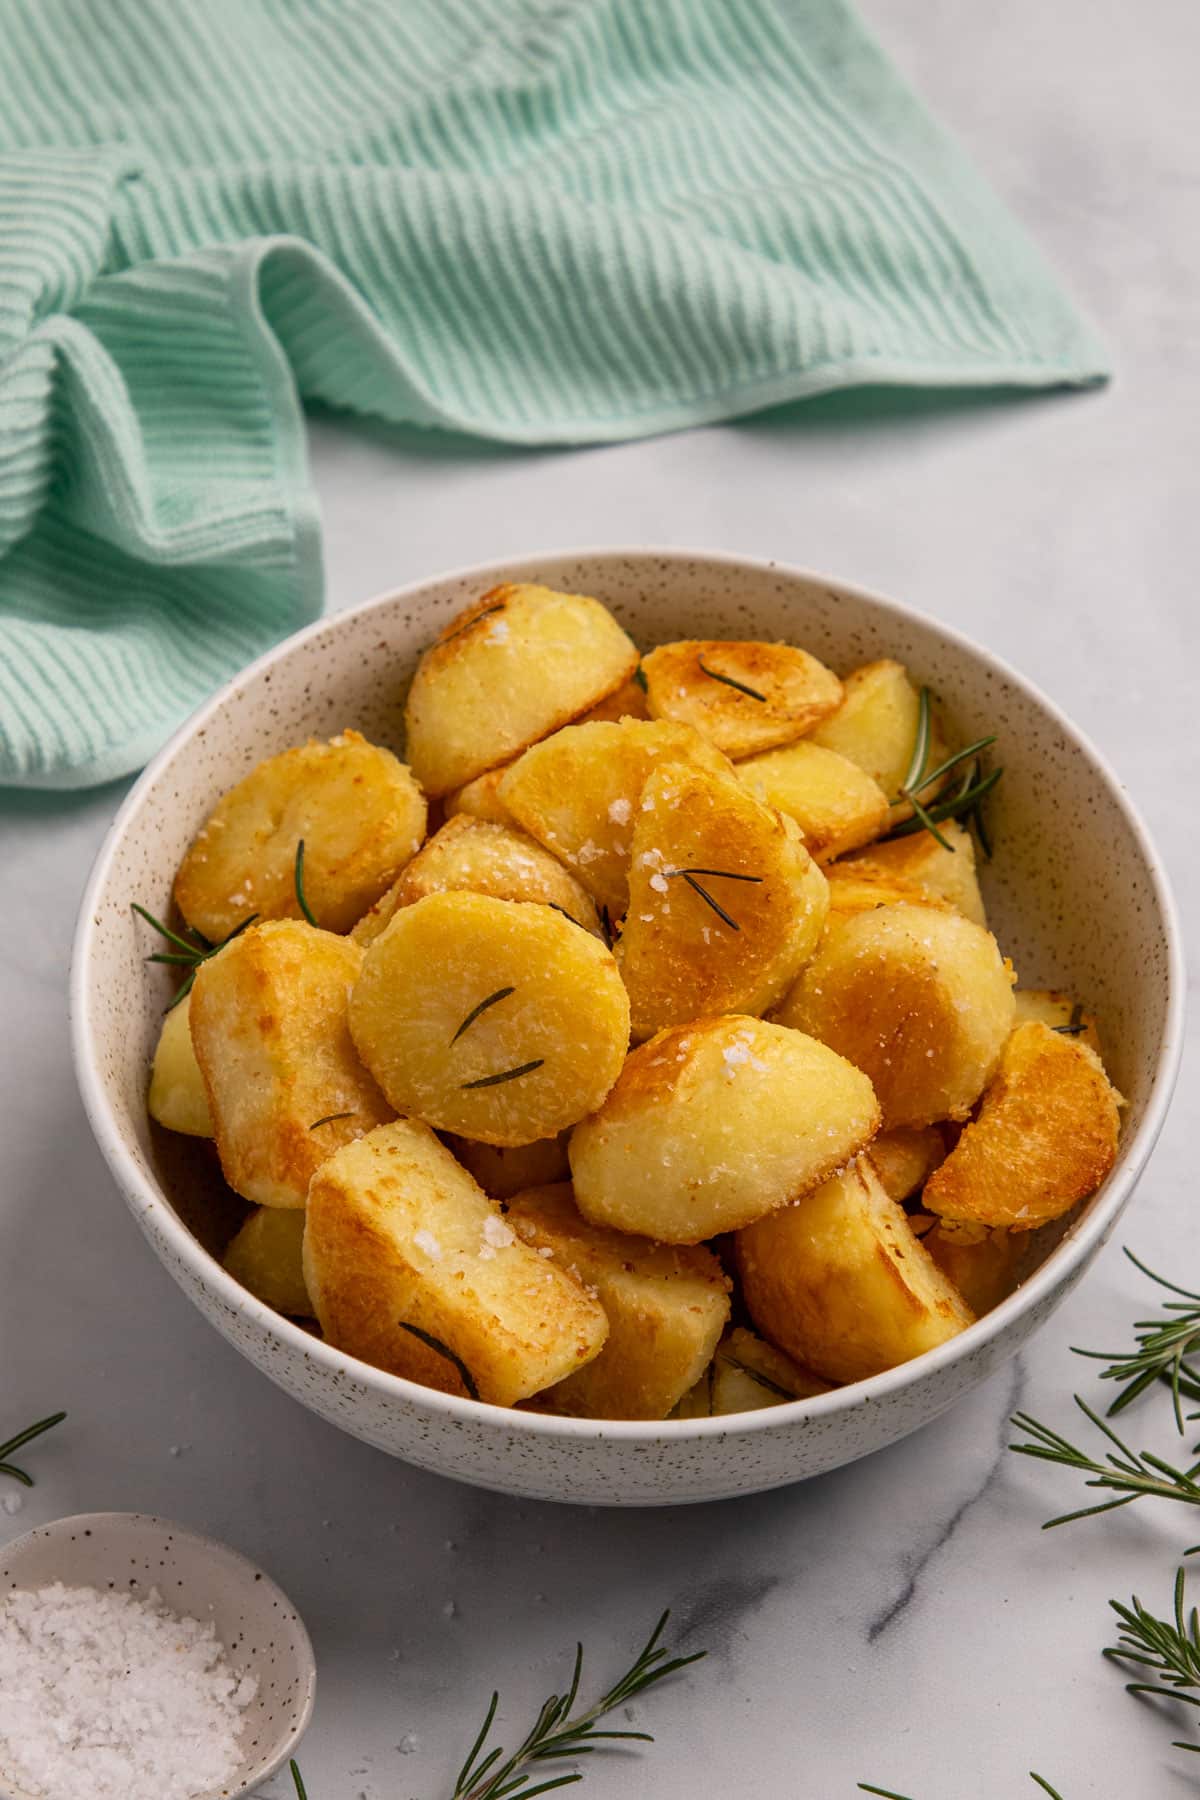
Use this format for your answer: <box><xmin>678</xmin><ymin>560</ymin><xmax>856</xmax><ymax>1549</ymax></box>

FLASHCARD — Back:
<box><xmin>0</xmin><ymin>0</ymin><xmax>1108</xmax><ymax>789</ymax></box>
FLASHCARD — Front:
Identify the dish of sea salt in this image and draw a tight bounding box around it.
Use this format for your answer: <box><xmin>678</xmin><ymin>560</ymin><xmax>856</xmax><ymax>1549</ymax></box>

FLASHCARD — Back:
<box><xmin>0</xmin><ymin>1513</ymin><xmax>315</xmax><ymax>1800</ymax></box>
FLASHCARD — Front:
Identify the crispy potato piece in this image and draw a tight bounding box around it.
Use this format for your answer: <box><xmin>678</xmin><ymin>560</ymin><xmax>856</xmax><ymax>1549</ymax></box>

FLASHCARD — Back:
<box><xmin>923</xmin><ymin>1021</ymin><xmax>1121</xmax><ymax>1231</ymax></box>
<box><xmin>807</xmin><ymin>658</ymin><xmax>923</xmax><ymax>796</ymax></box>
<box><xmin>222</xmin><ymin>1208</ymin><xmax>313</xmax><ymax>1317</ymax></box>
<box><xmin>175</xmin><ymin>731</ymin><xmax>427</xmax><ymax>940</ymax></box>
<box><xmin>508</xmin><ymin>1183</ymin><xmax>730</xmax><ymax>1419</ymax></box>
<box><xmin>190</xmin><ymin>921</ymin><xmax>394</xmax><ymax>1208</ymax></box>
<box><xmin>617</xmin><ymin>761</ymin><xmax>828</xmax><ymax>1039</ymax></box>
<box><xmin>304</xmin><ymin>1121</ymin><xmax>608</xmax><ymax>1404</ymax></box>
<box><xmin>1013</xmin><ymin>988</ymin><xmax>1102</xmax><ymax>1056</ymax></box>
<box><xmin>577</xmin><ymin>672</ymin><xmax>650</xmax><ymax>723</ymax></box>
<box><xmin>824</xmin><ymin>868</ymin><xmax>952</xmax><ymax>921</ymax></box>
<box><xmin>444</xmin><ymin>765</ymin><xmax>516</xmax><ymax>827</ymax></box>
<box><xmin>444</xmin><ymin>1133</ymin><xmax>570</xmax><ymax>1200</ymax></box>
<box><xmin>351</xmin><ymin>816</ymin><xmax>601</xmax><ymax>947</ymax></box>
<box><xmin>349</xmin><ymin>892</ymin><xmax>630</xmax><ymax>1146</ymax></box>
<box><xmin>499</xmin><ymin>719</ymin><xmax>732</xmax><ymax>918</ymax></box>
<box><xmin>675</xmin><ymin>1328</ymin><xmax>832</xmax><ymax>1416</ymax></box>
<box><xmin>148</xmin><ymin>994</ymin><xmax>212</xmax><ymax>1137</ymax></box>
<box><xmin>865</xmin><ymin>1126</ymin><xmax>945</xmax><ymax>1201</ymax></box>
<box><xmin>570</xmin><ymin>1015</ymin><xmax>880</xmax><ymax>1243</ymax></box>
<box><xmin>836</xmin><ymin>820</ymin><xmax>986</xmax><ymax>926</ymax></box>
<box><xmin>913</xmin><ymin>1216</ymin><xmax>1032</xmax><ymax>1316</ymax></box>
<box><xmin>778</xmin><ymin>903</ymin><xmax>1015</xmax><ymax>1127</ymax></box>
<box><xmin>641</xmin><ymin>639</ymin><xmax>842</xmax><ymax>758</ymax></box>
<box><xmin>737</xmin><ymin>741</ymin><xmax>890</xmax><ymax>863</ymax></box>
<box><xmin>404</xmin><ymin>584</ymin><xmax>639</xmax><ymax>794</ymax></box>
<box><xmin>737</xmin><ymin>1157</ymin><xmax>975</xmax><ymax>1384</ymax></box>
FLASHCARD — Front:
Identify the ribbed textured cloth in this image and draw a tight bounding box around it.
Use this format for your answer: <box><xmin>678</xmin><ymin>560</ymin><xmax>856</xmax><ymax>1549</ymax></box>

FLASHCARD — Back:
<box><xmin>0</xmin><ymin>0</ymin><xmax>1107</xmax><ymax>789</ymax></box>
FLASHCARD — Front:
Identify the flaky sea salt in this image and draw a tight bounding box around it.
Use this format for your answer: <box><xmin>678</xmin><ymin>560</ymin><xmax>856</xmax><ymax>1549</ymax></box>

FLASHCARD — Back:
<box><xmin>0</xmin><ymin>1582</ymin><xmax>256</xmax><ymax>1800</ymax></box>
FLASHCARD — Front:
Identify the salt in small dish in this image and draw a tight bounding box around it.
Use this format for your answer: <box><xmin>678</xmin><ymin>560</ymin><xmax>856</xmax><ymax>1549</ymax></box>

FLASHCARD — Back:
<box><xmin>0</xmin><ymin>1512</ymin><xmax>315</xmax><ymax>1800</ymax></box>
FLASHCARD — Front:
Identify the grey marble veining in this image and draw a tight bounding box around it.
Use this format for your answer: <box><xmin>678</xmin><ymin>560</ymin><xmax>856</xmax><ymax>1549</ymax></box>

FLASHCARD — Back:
<box><xmin>5</xmin><ymin>1</ymin><xmax>1200</xmax><ymax>1793</ymax></box>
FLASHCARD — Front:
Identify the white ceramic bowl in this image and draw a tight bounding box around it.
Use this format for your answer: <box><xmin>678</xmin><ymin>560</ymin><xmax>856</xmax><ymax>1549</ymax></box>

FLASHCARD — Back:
<box><xmin>0</xmin><ymin>1512</ymin><xmax>315</xmax><ymax>1800</ymax></box>
<box><xmin>71</xmin><ymin>550</ymin><xmax>1184</xmax><ymax>1507</ymax></box>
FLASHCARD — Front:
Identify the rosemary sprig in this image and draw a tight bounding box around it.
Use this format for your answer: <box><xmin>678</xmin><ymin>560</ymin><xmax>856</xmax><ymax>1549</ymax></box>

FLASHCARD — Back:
<box><xmin>294</xmin><ymin>840</ymin><xmax>318</xmax><ymax>927</ymax></box>
<box><xmin>664</xmin><ymin>866</ymin><xmax>763</xmax><ymax>933</ymax></box>
<box><xmin>885</xmin><ymin>686</ymin><xmax>1002</xmax><ymax>855</ymax></box>
<box><xmin>397</xmin><ymin>1323</ymin><xmax>480</xmax><ymax>1401</ymax></box>
<box><xmin>452</xmin><ymin>987</ymin><xmax>516</xmax><ymax>1044</ymax></box>
<box><xmin>1009</xmin><ymin>1394</ymin><xmax>1200</xmax><ymax>1527</ymax></box>
<box><xmin>452</xmin><ymin>1609</ymin><xmax>705</xmax><ymax>1800</ymax></box>
<box><xmin>1104</xmin><ymin>1565</ymin><xmax>1200</xmax><ymax>1751</ymax></box>
<box><xmin>0</xmin><ymin>1411</ymin><xmax>66</xmax><ymax>1487</ymax></box>
<box><xmin>131</xmin><ymin>904</ymin><xmax>258</xmax><ymax>1010</ymax></box>
<box><xmin>1072</xmin><ymin>1250</ymin><xmax>1200</xmax><ymax>1431</ymax></box>
<box><xmin>696</xmin><ymin>658</ymin><xmax>766</xmax><ymax>702</ymax></box>
<box><xmin>461</xmin><ymin>1059</ymin><xmax>545</xmax><ymax>1090</ymax></box>
<box><xmin>308</xmin><ymin>1112</ymin><xmax>354</xmax><ymax>1130</ymax></box>
<box><xmin>290</xmin><ymin>1762</ymin><xmax>308</xmax><ymax>1800</ymax></box>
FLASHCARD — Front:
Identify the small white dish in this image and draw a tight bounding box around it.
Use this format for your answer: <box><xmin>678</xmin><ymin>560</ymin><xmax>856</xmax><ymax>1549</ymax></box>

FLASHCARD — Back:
<box><xmin>0</xmin><ymin>1512</ymin><xmax>315</xmax><ymax>1800</ymax></box>
<box><xmin>70</xmin><ymin>549</ymin><xmax>1185</xmax><ymax>1506</ymax></box>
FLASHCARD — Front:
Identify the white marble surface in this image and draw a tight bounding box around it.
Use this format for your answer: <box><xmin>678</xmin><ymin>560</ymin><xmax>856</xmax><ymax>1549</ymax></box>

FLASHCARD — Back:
<box><xmin>4</xmin><ymin>2</ymin><xmax>1200</xmax><ymax>1794</ymax></box>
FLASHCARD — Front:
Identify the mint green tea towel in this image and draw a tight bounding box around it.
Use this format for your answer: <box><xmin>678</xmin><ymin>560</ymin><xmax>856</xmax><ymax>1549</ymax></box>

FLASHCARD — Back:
<box><xmin>0</xmin><ymin>0</ymin><xmax>1108</xmax><ymax>789</ymax></box>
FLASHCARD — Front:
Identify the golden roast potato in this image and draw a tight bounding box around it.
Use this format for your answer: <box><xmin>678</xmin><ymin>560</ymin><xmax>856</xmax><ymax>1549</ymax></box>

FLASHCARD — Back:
<box><xmin>190</xmin><ymin>921</ymin><xmax>394</xmax><ymax>1208</ymax></box>
<box><xmin>570</xmin><ymin>1015</ymin><xmax>879</xmax><ymax>1243</ymax></box>
<box><xmin>403</xmin><ymin>584</ymin><xmax>639</xmax><ymax>795</ymax></box>
<box><xmin>1013</xmin><ymin>987</ymin><xmax>1102</xmax><ymax>1056</ymax></box>
<box><xmin>222</xmin><ymin>1207</ymin><xmax>313</xmax><ymax>1317</ymax></box>
<box><xmin>351</xmin><ymin>815</ymin><xmax>601</xmax><ymax>946</ymax></box>
<box><xmin>736</xmin><ymin>1157</ymin><xmax>974</xmax><ymax>1384</ymax></box>
<box><xmin>618</xmin><ymin>760</ymin><xmax>828</xmax><ymax>1039</ymax></box>
<box><xmin>835</xmin><ymin>819</ymin><xmax>986</xmax><ymax>926</ymax></box>
<box><xmin>304</xmin><ymin>1121</ymin><xmax>608</xmax><ymax>1404</ymax></box>
<box><xmin>175</xmin><ymin>730</ymin><xmax>426</xmax><ymax>940</ymax></box>
<box><xmin>349</xmin><ymin>892</ymin><xmax>630</xmax><ymax>1146</ymax></box>
<box><xmin>922</xmin><ymin>1021</ymin><xmax>1121</xmax><ymax>1230</ymax></box>
<box><xmin>509</xmin><ymin>1183</ymin><xmax>730</xmax><ymax>1419</ymax></box>
<box><xmin>777</xmin><ymin>902</ymin><xmax>1015</xmax><ymax>1127</ymax></box>
<box><xmin>444</xmin><ymin>1133</ymin><xmax>571</xmax><ymax>1200</ymax></box>
<box><xmin>641</xmin><ymin>639</ymin><xmax>842</xmax><ymax>758</ymax></box>
<box><xmin>499</xmin><ymin>718</ymin><xmax>731</xmax><ymax>920</ymax></box>
<box><xmin>147</xmin><ymin>993</ymin><xmax>212</xmax><ymax>1137</ymax></box>
<box><xmin>737</xmin><ymin>741</ymin><xmax>890</xmax><ymax>863</ymax></box>
<box><xmin>674</xmin><ymin>1327</ymin><xmax>831</xmax><ymax>1417</ymax></box>
<box><xmin>864</xmin><ymin>1126</ymin><xmax>946</xmax><ymax>1202</ymax></box>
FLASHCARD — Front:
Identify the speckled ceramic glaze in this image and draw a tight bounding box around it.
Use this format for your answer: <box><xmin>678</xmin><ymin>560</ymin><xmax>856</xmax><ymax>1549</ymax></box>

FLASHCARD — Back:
<box><xmin>0</xmin><ymin>1512</ymin><xmax>315</xmax><ymax>1800</ymax></box>
<box><xmin>71</xmin><ymin>551</ymin><xmax>1184</xmax><ymax>1506</ymax></box>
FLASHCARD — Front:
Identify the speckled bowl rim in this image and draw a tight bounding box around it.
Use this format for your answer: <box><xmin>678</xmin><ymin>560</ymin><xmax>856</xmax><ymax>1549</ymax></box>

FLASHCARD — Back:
<box><xmin>0</xmin><ymin>1511</ymin><xmax>316</xmax><ymax>1800</ymax></box>
<box><xmin>70</xmin><ymin>547</ymin><xmax>1186</xmax><ymax>1449</ymax></box>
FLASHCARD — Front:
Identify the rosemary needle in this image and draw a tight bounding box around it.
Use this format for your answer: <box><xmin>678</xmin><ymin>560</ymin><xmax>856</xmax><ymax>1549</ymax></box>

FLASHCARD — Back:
<box><xmin>696</xmin><ymin>658</ymin><xmax>767</xmax><ymax>702</ymax></box>
<box><xmin>452</xmin><ymin>987</ymin><xmax>516</xmax><ymax>1045</ymax></box>
<box><xmin>289</xmin><ymin>1761</ymin><xmax>308</xmax><ymax>1800</ymax></box>
<box><xmin>664</xmin><ymin>866</ymin><xmax>762</xmax><ymax>933</ymax></box>
<box><xmin>0</xmin><ymin>1411</ymin><xmax>66</xmax><ymax>1487</ymax></box>
<box><xmin>397</xmin><ymin>1323</ymin><xmax>480</xmax><ymax>1401</ymax></box>
<box><xmin>308</xmin><ymin>1112</ymin><xmax>354</xmax><ymax>1130</ymax></box>
<box><xmin>294</xmin><ymin>839</ymin><xmax>318</xmax><ymax>927</ymax></box>
<box><xmin>461</xmin><ymin>1059</ymin><xmax>545</xmax><ymax>1090</ymax></box>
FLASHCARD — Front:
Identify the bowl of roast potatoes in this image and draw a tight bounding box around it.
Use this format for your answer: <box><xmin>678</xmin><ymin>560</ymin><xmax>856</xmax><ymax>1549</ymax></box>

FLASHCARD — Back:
<box><xmin>72</xmin><ymin>551</ymin><xmax>1183</xmax><ymax>1505</ymax></box>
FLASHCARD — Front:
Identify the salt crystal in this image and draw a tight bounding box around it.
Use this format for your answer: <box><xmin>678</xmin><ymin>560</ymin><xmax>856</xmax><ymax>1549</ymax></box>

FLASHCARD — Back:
<box><xmin>1</xmin><ymin>1494</ymin><xmax>21</xmax><ymax>1516</ymax></box>
<box><xmin>481</xmin><ymin>1215</ymin><xmax>515</xmax><ymax>1251</ymax></box>
<box><xmin>397</xmin><ymin>1733</ymin><xmax>420</xmax><ymax>1754</ymax></box>
<box><xmin>648</xmin><ymin>873</ymin><xmax>669</xmax><ymax>894</ymax></box>
<box><xmin>414</xmin><ymin>1229</ymin><xmax>442</xmax><ymax>1260</ymax></box>
<box><xmin>0</xmin><ymin>1582</ymin><xmax>256</xmax><ymax>1800</ymax></box>
<box><xmin>607</xmin><ymin>798</ymin><xmax>632</xmax><ymax>825</ymax></box>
